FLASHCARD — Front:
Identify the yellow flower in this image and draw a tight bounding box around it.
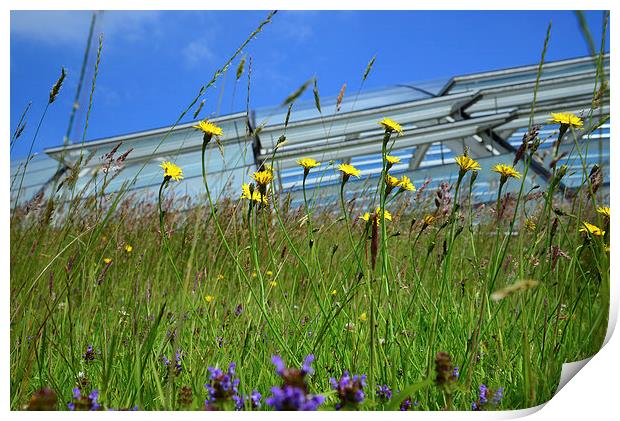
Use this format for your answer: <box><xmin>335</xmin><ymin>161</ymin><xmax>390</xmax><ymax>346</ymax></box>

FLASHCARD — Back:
<box><xmin>331</xmin><ymin>289</ymin><xmax>337</xmax><ymax>296</ymax></box>
<box><xmin>386</xmin><ymin>155</ymin><xmax>401</xmax><ymax>165</ymax></box>
<box><xmin>359</xmin><ymin>312</ymin><xmax>367</xmax><ymax>322</ymax></box>
<box><xmin>549</xmin><ymin>112</ymin><xmax>583</xmax><ymax>128</ymax></box>
<box><xmin>338</xmin><ymin>163</ymin><xmax>361</xmax><ymax>179</ymax></box>
<box><xmin>269</xmin><ymin>281</ymin><xmax>277</xmax><ymax>287</ymax></box>
<box><xmin>597</xmin><ymin>206</ymin><xmax>610</xmax><ymax>218</ymax></box>
<box><xmin>205</xmin><ymin>295</ymin><xmax>215</xmax><ymax>303</ymax></box>
<box><xmin>103</xmin><ymin>258</ymin><xmax>112</xmax><ymax>265</ymax></box>
<box><xmin>193</xmin><ymin>119</ymin><xmax>223</xmax><ymax>137</ymax></box>
<box><xmin>251</xmin><ymin>271</ymin><xmax>257</xmax><ymax>278</ymax></box>
<box><xmin>423</xmin><ymin>215</ymin><xmax>435</xmax><ymax>226</ymax></box>
<box><xmin>297</xmin><ymin>158</ymin><xmax>320</xmax><ymax>170</ymax></box>
<box><xmin>385</xmin><ymin>174</ymin><xmax>401</xmax><ymax>189</ymax></box>
<box><xmin>241</xmin><ymin>183</ymin><xmax>268</xmax><ymax>205</ymax></box>
<box><xmin>266</xmin><ymin>270</ymin><xmax>273</xmax><ymax>277</ymax></box>
<box><xmin>361</xmin><ymin>207</ymin><xmax>392</xmax><ymax>224</ymax></box>
<box><xmin>160</xmin><ymin>161</ymin><xmax>184</xmax><ymax>181</ymax></box>
<box><xmin>399</xmin><ymin>175</ymin><xmax>415</xmax><ymax>191</ymax></box>
<box><xmin>580</xmin><ymin>221</ymin><xmax>605</xmax><ymax>236</ymax></box>
<box><xmin>124</xmin><ymin>244</ymin><xmax>133</xmax><ymax>253</ymax></box>
<box><xmin>454</xmin><ymin>155</ymin><xmax>481</xmax><ymax>173</ymax></box>
<box><xmin>492</xmin><ymin>163</ymin><xmax>521</xmax><ymax>180</ymax></box>
<box><xmin>524</xmin><ymin>219</ymin><xmax>537</xmax><ymax>232</ymax></box>
<box><xmin>253</xmin><ymin>170</ymin><xmax>274</xmax><ymax>186</ymax></box>
<box><xmin>217</xmin><ymin>274</ymin><xmax>225</xmax><ymax>281</ymax></box>
<box><xmin>378</xmin><ymin>118</ymin><xmax>403</xmax><ymax>135</ymax></box>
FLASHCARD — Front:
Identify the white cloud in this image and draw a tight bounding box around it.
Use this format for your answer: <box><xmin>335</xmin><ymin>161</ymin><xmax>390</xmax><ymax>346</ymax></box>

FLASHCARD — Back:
<box><xmin>10</xmin><ymin>10</ymin><xmax>161</xmax><ymax>46</ymax></box>
<box><xmin>181</xmin><ymin>40</ymin><xmax>216</xmax><ymax>67</ymax></box>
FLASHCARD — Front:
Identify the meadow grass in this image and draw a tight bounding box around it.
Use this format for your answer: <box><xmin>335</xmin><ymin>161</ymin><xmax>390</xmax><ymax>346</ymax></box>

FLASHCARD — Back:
<box><xmin>10</xmin><ymin>11</ymin><xmax>610</xmax><ymax>411</ymax></box>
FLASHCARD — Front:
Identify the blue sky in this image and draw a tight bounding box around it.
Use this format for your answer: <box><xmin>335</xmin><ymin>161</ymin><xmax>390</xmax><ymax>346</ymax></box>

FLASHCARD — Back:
<box><xmin>10</xmin><ymin>10</ymin><xmax>609</xmax><ymax>159</ymax></box>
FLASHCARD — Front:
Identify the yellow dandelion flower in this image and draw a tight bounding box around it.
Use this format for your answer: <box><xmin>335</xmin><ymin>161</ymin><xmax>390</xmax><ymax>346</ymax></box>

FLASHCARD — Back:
<box><xmin>492</xmin><ymin>163</ymin><xmax>521</xmax><ymax>180</ymax></box>
<box><xmin>361</xmin><ymin>207</ymin><xmax>392</xmax><ymax>224</ymax></box>
<box><xmin>124</xmin><ymin>244</ymin><xmax>133</xmax><ymax>253</ymax></box>
<box><xmin>205</xmin><ymin>295</ymin><xmax>215</xmax><ymax>303</ymax></box>
<box><xmin>386</xmin><ymin>155</ymin><xmax>401</xmax><ymax>165</ymax></box>
<box><xmin>455</xmin><ymin>155</ymin><xmax>481</xmax><ymax>174</ymax></box>
<box><xmin>338</xmin><ymin>163</ymin><xmax>361</xmax><ymax>180</ymax></box>
<box><xmin>399</xmin><ymin>175</ymin><xmax>415</xmax><ymax>191</ymax></box>
<box><xmin>378</xmin><ymin>207</ymin><xmax>392</xmax><ymax>221</ymax></box>
<box><xmin>253</xmin><ymin>170</ymin><xmax>274</xmax><ymax>187</ymax></box>
<box><xmin>549</xmin><ymin>112</ymin><xmax>583</xmax><ymax>128</ymax></box>
<box><xmin>193</xmin><ymin>119</ymin><xmax>223</xmax><ymax>137</ymax></box>
<box><xmin>241</xmin><ymin>183</ymin><xmax>268</xmax><ymax>205</ymax></box>
<box><xmin>580</xmin><ymin>221</ymin><xmax>605</xmax><ymax>236</ymax></box>
<box><xmin>297</xmin><ymin>157</ymin><xmax>320</xmax><ymax>170</ymax></box>
<box><xmin>266</xmin><ymin>270</ymin><xmax>273</xmax><ymax>277</ymax></box>
<box><xmin>269</xmin><ymin>281</ymin><xmax>277</xmax><ymax>287</ymax></box>
<box><xmin>359</xmin><ymin>312</ymin><xmax>367</xmax><ymax>322</ymax></box>
<box><xmin>103</xmin><ymin>258</ymin><xmax>112</xmax><ymax>265</ymax></box>
<box><xmin>378</xmin><ymin>118</ymin><xmax>403</xmax><ymax>135</ymax></box>
<box><xmin>338</xmin><ymin>163</ymin><xmax>361</xmax><ymax>178</ymax></box>
<box><xmin>597</xmin><ymin>206</ymin><xmax>610</xmax><ymax>218</ymax></box>
<box><xmin>385</xmin><ymin>174</ymin><xmax>401</xmax><ymax>188</ymax></box>
<box><xmin>160</xmin><ymin>161</ymin><xmax>184</xmax><ymax>181</ymax></box>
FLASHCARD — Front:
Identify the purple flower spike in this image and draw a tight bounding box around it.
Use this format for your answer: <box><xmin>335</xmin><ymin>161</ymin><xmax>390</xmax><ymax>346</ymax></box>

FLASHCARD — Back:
<box><xmin>266</xmin><ymin>354</ymin><xmax>323</xmax><ymax>411</ymax></box>
<box><xmin>204</xmin><ymin>362</ymin><xmax>241</xmax><ymax>408</ymax></box>
<box><xmin>249</xmin><ymin>390</ymin><xmax>262</xmax><ymax>409</ymax></box>
<box><xmin>272</xmin><ymin>355</ymin><xmax>286</xmax><ymax>375</ymax></box>
<box><xmin>376</xmin><ymin>384</ymin><xmax>392</xmax><ymax>402</ymax></box>
<box><xmin>478</xmin><ymin>384</ymin><xmax>488</xmax><ymax>405</ymax></box>
<box><xmin>67</xmin><ymin>387</ymin><xmax>100</xmax><ymax>411</ymax></box>
<box><xmin>472</xmin><ymin>384</ymin><xmax>504</xmax><ymax>410</ymax></box>
<box><xmin>301</xmin><ymin>354</ymin><xmax>315</xmax><ymax>375</ymax></box>
<box><xmin>492</xmin><ymin>387</ymin><xmax>504</xmax><ymax>405</ymax></box>
<box><xmin>266</xmin><ymin>386</ymin><xmax>324</xmax><ymax>411</ymax></box>
<box><xmin>331</xmin><ymin>371</ymin><xmax>367</xmax><ymax>410</ymax></box>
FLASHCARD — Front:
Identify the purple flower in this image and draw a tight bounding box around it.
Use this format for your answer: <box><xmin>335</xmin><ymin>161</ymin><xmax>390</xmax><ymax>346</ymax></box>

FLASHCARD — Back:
<box><xmin>492</xmin><ymin>387</ymin><xmax>504</xmax><ymax>405</ymax></box>
<box><xmin>82</xmin><ymin>345</ymin><xmax>96</xmax><ymax>363</ymax></box>
<box><xmin>266</xmin><ymin>385</ymin><xmax>324</xmax><ymax>411</ymax></box>
<box><xmin>266</xmin><ymin>354</ymin><xmax>323</xmax><ymax>411</ymax></box>
<box><xmin>67</xmin><ymin>387</ymin><xmax>100</xmax><ymax>411</ymax></box>
<box><xmin>301</xmin><ymin>354</ymin><xmax>315</xmax><ymax>376</ymax></box>
<box><xmin>453</xmin><ymin>366</ymin><xmax>460</xmax><ymax>379</ymax></box>
<box><xmin>232</xmin><ymin>394</ymin><xmax>244</xmax><ymax>411</ymax></box>
<box><xmin>478</xmin><ymin>384</ymin><xmax>488</xmax><ymax>405</ymax></box>
<box><xmin>399</xmin><ymin>397</ymin><xmax>419</xmax><ymax>411</ymax></box>
<box><xmin>162</xmin><ymin>351</ymin><xmax>183</xmax><ymax>377</ymax></box>
<box><xmin>175</xmin><ymin>351</ymin><xmax>183</xmax><ymax>373</ymax></box>
<box><xmin>204</xmin><ymin>362</ymin><xmax>240</xmax><ymax>409</ymax></box>
<box><xmin>248</xmin><ymin>390</ymin><xmax>262</xmax><ymax>409</ymax></box>
<box><xmin>272</xmin><ymin>355</ymin><xmax>286</xmax><ymax>376</ymax></box>
<box><xmin>376</xmin><ymin>384</ymin><xmax>392</xmax><ymax>403</ymax></box>
<box><xmin>330</xmin><ymin>371</ymin><xmax>367</xmax><ymax>410</ymax></box>
<box><xmin>472</xmin><ymin>384</ymin><xmax>504</xmax><ymax>410</ymax></box>
<box><xmin>235</xmin><ymin>304</ymin><xmax>243</xmax><ymax>316</ymax></box>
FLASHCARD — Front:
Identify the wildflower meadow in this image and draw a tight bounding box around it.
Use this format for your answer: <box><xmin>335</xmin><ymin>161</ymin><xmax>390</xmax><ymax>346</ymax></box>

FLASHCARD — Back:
<box><xmin>10</xmin><ymin>10</ymin><xmax>610</xmax><ymax>411</ymax></box>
